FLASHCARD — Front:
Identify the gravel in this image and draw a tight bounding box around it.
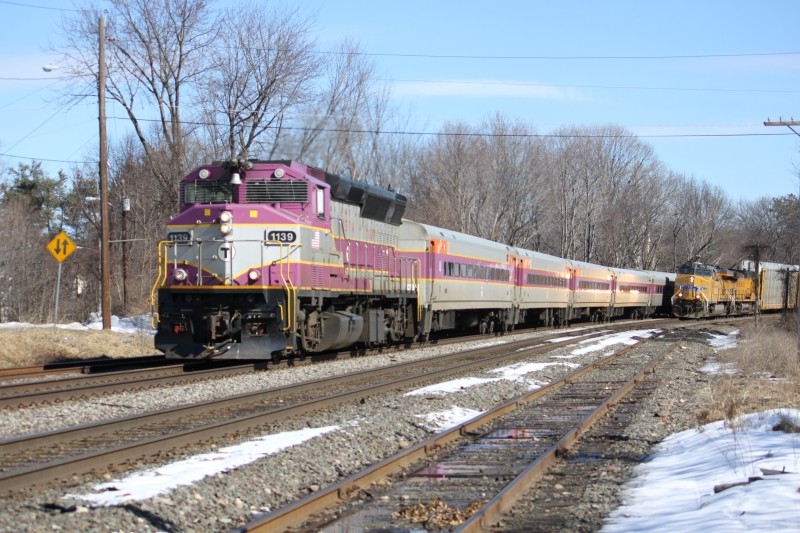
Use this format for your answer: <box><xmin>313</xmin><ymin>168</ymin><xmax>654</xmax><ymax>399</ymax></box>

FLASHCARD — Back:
<box><xmin>0</xmin><ymin>322</ymin><xmax>723</xmax><ymax>532</ymax></box>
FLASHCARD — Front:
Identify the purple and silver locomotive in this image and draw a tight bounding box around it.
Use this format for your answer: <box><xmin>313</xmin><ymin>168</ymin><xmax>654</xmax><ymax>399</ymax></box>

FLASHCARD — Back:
<box><xmin>153</xmin><ymin>160</ymin><xmax>418</xmax><ymax>359</ymax></box>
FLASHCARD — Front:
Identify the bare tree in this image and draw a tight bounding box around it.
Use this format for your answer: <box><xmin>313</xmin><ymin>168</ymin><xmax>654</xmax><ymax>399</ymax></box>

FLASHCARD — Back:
<box><xmin>56</xmin><ymin>0</ymin><xmax>219</xmax><ymax>206</ymax></box>
<box><xmin>672</xmin><ymin>177</ymin><xmax>731</xmax><ymax>265</ymax></box>
<box><xmin>543</xmin><ymin>129</ymin><xmax>584</xmax><ymax>259</ymax></box>
<box><xmin>284</xmin><ymin>38</ymin><xmax>374</xmax><ymax>166</ymax></box>
<box><xmin>0</xmin><ymin>190</ymin><xmax>58</xmax><ymax>322</ymax></box>
<box><xmin>735</xmin><ymin>198</ymin><xmax>782</xmax><ymax>323</ymax></box>
<box><xmin>407</xmin><ymin>122</ymin><xmax>482</xmax><ymax>233</ymax></box>
<box><xmin>201</xmin><ymin>3</ymin><xmax>319</xmax><ymax>161</ymax></box>
<box><xmin>593</xmin><ymin>132</ymin><xmax>668</xmax><ymax>269</ymax></box>
<box><xmin>736</xmin><ymin>197</ymin><xmax>780</xmax><ymax>255</ymax></box>
<box><xmin>769</xmin><ymin>194</ymin><xmax>800</xmax><ymax>264</ymax></box>
<box><xmin>469</xmin><ymin>116</ymin><xmax>546</xmax><ymax>247</ymax></box>
<box><xmin>271</xmin><ymin>38</ymin><xmax>420</xmax><ymax>191</ymax></box>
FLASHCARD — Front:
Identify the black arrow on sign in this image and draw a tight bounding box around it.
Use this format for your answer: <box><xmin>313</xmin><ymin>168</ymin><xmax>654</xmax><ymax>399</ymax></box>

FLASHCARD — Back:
<box><xmin>55</xmin><ymin>238</ymin><xmax>68</xmax><ymax>255</ymax></box>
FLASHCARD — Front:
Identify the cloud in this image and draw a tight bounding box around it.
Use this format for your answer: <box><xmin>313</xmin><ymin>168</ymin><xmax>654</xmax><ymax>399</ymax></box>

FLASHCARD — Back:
<box><xmin>390</xmin><ymin>79</ymin><xmax>588</xmax><ymax>100</ymax></box>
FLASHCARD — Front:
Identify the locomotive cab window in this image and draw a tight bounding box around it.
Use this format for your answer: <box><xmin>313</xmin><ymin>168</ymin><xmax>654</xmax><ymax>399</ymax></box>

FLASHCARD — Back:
<box><xmin>677</xmin><ymin>262</ymin><xmax>714</xmax><ymax>277</ymax></box>
<box><xmin>316</xmin><ymin>188</ymin><xmax>325</xmax><ymax>218</ymax></box>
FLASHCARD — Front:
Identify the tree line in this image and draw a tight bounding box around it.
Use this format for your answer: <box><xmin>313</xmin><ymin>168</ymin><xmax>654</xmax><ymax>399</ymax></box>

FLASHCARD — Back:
<box><xmin>0</xmin><ymin>0</ymin><xmax>798</xmax><ymax>324</ymax></box>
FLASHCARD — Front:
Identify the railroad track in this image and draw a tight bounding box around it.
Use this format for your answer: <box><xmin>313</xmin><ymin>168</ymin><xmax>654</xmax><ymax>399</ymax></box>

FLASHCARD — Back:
<box><xmin>0</xmin><ymin>318</ymin><xmax>666</xmax><ymax>408</ymax></box>
<box><xmin>0</xmin><ymin>326</ymin><xmax>555</xmax><ymax>407</ymax></box>
<box><xmin>236</xmin><ymin>326</ymin><xmax>690</xmax><ymax>532</ymax></box>
<box><xmin>0</xmin><ymin>361</ymin><xmax>268</xmax><ymax>408</ymax></box>
<box><xmin>0</xmin><ymin>324</ymin><xmax>650</xmax><ymax>495</ymax></box>
<box><xmin>0</xmin><ymin>355</ymin><xmax>170</xmax><ymax>380</ymax></box>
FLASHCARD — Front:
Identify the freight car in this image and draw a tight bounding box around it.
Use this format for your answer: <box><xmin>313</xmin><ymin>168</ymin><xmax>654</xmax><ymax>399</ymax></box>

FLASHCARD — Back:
<box><xmin>151</xmin><ymin>160</ymin><xmax>675</xmax><ymax>359</ymax></box>
<box><xmin>671</xmin><ymin>260</ymin><xmax>799</xmax><ymax>318</ymax></box>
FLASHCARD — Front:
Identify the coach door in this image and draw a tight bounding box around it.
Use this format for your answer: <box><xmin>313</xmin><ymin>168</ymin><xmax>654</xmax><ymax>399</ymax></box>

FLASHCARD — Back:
<box><xmin>428</xmin><ymin>239</ymin><xmax>447</xmax><ymax>301</ymax></box>
<box><xmin>515</xmin><ymin>257</ymin><xmax>528</xmax><ymax>304</ymax></box>
<box><xmin>567</xmin><ymin>266</ymin><xmax>577</xmax><ymax>308</ymax></box>
<box><xmin>609</xmin><ymin>271</ymin><xmax>617</xmax><ymax>311</ymax></box>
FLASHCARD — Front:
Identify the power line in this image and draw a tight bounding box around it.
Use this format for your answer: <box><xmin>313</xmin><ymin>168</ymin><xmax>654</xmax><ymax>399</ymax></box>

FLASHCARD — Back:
<box><xmin>0</xmin><ymin>152</ymin><xmax>92</xmax><ymax>164</ymax></box>
<box><xmin>0</xmin><ymin>76</ymin><xmax>70</xmax><ymax>81</ymax></box>
<box><xmin>6</xmin><ymin>74</ymin><xmax>795</xmax><ymax>95</ymax></box>
<box><xmin>4</xmin><ymin>106</ymin><xmax>64</xmax><ymax>152</ymax></box>
<box><xmin>1</xmin><ymin>125</ymin><xmax>795</xmax><ymax>166</ymax></box>
<box><xmin>99</xmin><ymin>116</ymin><xmax>797</xmax><ymax>138</ymax></box>
<box><xmin>3</xmin><ymin>0</ymin><xmax>797</xmax><ymax>64</ymax></box>
<box><xmin>106</xmin><ymin>40</ymin><xmax>800</xmax><ymax>62</ymax></box>
<box><xmin>383</xmin><ymin>78</ymin><xmax>800</xmax><ymax>94</ymax></box>
<box><xmin>321</xmin><ymin>50</ymin><xmax>800</xmax><ymax>61</ymax></box>
<box><xmin>0</xmin><ymin>0</ymin><xmax>79</xmax><ymax>11</ymax></box>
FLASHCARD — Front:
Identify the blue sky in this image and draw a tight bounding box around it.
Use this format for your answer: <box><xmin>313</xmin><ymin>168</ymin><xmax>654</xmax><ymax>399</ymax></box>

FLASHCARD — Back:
<box><xmin>1</xmin><ymin>0</ymin><xmax>798</xmax><ymax>201</ymax></box>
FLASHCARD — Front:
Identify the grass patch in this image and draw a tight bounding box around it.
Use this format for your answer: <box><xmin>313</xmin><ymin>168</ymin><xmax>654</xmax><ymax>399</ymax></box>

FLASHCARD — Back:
<box><xmin>706</xmin><ymin>320</ymin><xmax>800</xmax><ymax>424</ymax></box>
<box><xmin>0</xmin><ymin>327</ymin><xmax>156</xmax><ymax>368</ymax></box>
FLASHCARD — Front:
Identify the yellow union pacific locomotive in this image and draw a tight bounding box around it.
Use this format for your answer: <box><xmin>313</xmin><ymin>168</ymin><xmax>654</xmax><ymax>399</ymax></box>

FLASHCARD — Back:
<box><xmin>672</xmin><ymin>260</ymin><xmax>799</xmax><ymax>318</ymax></box>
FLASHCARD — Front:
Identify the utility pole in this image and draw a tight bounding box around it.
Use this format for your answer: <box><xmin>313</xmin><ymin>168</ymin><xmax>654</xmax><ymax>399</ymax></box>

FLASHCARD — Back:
<box><xmin>122</xmin><ymin>196</ymin><xmax>130</xmax><ymax>314</ymax></box>
<box><xmin>743</xmin><ymin>244</ymin><xmax>766</xmax><ymax>326</ymax></box>
<box><xmin>764</xmin><ymin>118</ymin><xmax>800</xmax><ymax>136</ymax></box>
<box><xmin>98</xmin><ymin>14</ymin><xmax>111</xmax><ymax>330</ymax></box>
<box><xmin>764</xmin><ymin>117</ymin><xmax>800</xmax><ymax>361</ymax></box>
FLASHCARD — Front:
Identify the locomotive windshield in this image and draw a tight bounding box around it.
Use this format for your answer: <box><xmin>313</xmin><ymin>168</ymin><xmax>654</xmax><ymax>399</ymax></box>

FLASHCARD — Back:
<box><xmin>677</xmin><ymin>262</ymin><xmax>714</xmax><ymax>277</ymax></box>
<box><xmin>181</xmin><ymin>180</ymin><xmax>233</xmax><ymax>204</ymax></box>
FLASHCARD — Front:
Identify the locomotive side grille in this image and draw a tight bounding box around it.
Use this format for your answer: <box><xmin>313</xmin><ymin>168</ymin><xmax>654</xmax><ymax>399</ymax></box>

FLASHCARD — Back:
<box><xmin>312</xmin><ymin>265</ymin><xmax>323</xmax><ymax>288</ymax></box>
<box><xmin>377</xmin><ymin>230</ymin><xmax>399</xmax><ymax>247</ymax></box>
<box><xmin>246</xmin><ymin>180</ymin><xmax>308</xmax><ymax>203</ymax></box>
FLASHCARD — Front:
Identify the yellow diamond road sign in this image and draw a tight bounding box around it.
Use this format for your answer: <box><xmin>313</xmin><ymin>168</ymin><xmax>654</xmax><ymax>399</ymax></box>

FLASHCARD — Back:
<box><xmin>47</xmin><ymin>231</ymin><xmax>76</xmax><ymax>263</ymax></box>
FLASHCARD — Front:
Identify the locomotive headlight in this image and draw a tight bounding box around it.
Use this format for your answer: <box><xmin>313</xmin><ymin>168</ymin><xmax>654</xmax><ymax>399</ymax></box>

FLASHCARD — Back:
<box><xmin>689</xmin><ymin>276</ymin><xmax>694</xmax><ymax>283</ymax></box>
<box><xmin>219</xmin><ymin>210</ymin><xmax>233</xmax><ymax>235</ymax></box>
<box><xmin>247</xmin><ymin>269</ymin><xmax>260</xmax><ymax>282</ymax></box>
<box><xmin>173</xmin><ymin>268</ymin><xmax>188</xmax><ymax>282</ymax></box>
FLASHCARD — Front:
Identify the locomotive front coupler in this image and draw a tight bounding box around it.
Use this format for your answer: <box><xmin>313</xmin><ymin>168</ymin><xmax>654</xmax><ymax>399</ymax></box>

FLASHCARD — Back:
<box><xmin>199</xmin><ymin>339</ymin><xmax>234</xmax><ymax>359</ymax></box>
<box><xmin>206</xmin><ymin>309</ymin><xmax>242</xmax><ymax>341</ymax></box>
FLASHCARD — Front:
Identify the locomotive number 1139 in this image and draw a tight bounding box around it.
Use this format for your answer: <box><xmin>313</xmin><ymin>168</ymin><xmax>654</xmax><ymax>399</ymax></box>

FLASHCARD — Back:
<box><xmin>266</xmin><ymin>230</ymin><xmax>297</xmax><ymax>243</ymax></box>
